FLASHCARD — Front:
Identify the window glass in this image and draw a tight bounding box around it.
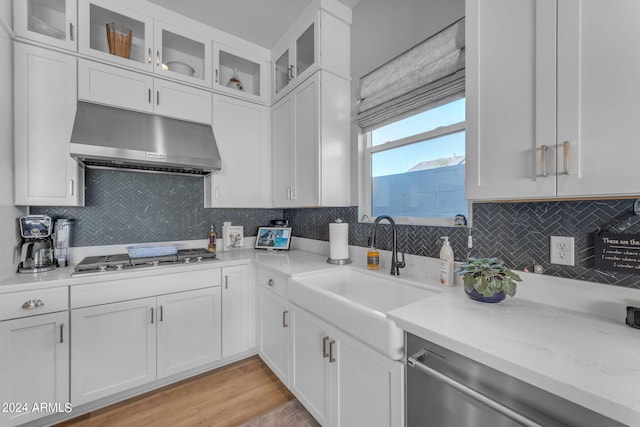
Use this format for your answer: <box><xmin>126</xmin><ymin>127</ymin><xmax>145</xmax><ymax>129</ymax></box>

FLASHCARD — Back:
<box><xmin>371</xmin><ymin>98</ymin><xmax>465</xmax><ymax>146</ymax></box>
<box><xmin>364</xmin><ymin>98</ymin><xmax>467</xmax><ymax>223</ymax></box>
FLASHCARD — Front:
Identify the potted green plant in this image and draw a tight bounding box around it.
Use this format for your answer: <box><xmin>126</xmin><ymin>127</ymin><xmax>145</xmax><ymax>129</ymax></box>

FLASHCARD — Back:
<box><xmin>455</xmin><ymin>257</ymin><xmax>522</xmax><ymax>303</ymax></box>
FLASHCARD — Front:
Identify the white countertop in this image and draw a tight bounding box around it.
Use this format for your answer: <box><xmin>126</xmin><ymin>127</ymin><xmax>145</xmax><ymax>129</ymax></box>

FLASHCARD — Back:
<box><xmin>1</xmin><ymin>244</ymin><xmax>638</xmax><ymax>425</ymax></box>
<box><xmin>388</xmin><ymin>283</ymin><xmax>640</xmax><ymax>426</ymax></box>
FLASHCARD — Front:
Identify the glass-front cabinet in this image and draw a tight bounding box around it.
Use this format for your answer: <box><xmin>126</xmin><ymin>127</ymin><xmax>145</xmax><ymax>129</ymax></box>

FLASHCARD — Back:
<box><xmin>78</xmin><ymin>0</ymin><xmax>154</xmax><ymax>72</ymax></box>
<box><xmin>13</xmin><ymin>0</ymin><xmax>78</xmax><ymax>51</ymax></box>
<box><xmin>154</xmin><ymin>21</ymin><xmax>212</xmax><ymax>88</ymax></box>
<box><xmin>78</xmin><ymin>0</ymin><xmax>211</xmax><ymax>87</ymax></box>
<box><xmin>272</xmin><ymin>19</ymin><xmax>318</xmax><ymax>99</ymax></box>
<box><xmin>213</xmin><ymin>43</ymin><xmax>268</xmax><ymax>103</ymax></box>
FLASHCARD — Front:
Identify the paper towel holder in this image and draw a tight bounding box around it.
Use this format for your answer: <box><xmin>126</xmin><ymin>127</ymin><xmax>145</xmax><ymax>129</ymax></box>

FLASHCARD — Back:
<box><xmin>327</xmin><ymin>218</ymin><xmax>352</xmax><ymax>265</ymax></box>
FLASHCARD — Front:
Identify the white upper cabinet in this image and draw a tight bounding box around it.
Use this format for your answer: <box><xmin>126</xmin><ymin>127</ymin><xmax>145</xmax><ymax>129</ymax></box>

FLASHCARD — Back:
<box><xmin>272</xmin><ymin>71</ymin><xmax>350</xmax><ymax>208</ymax></box>
<box><xmin>213</xmin><ymin>43</ymin><xmax>270</xmax><ymax>104</ymax></box>
<box><xmin>13</xmin><ymin>0</ymin><xmax>78</xmax><ymax>51</ymax></box>
<box><xmin>78</xmin><ymin>0</ymin><xmax>212</xmax><ymax>88</ymax></box>
<box><xmin>14</xmin><ymin>43</ymin><xmax>85</xmax><ymax>207</ymax></box>
<box><xmin>153</xmin><ymin>20</ymin><xmax>212</xmax><ymax>88</ymax></box>
<box><xmin>205</xmin><ymin>95</ymin><xmax>270</xmax><ymax>208</ymax></box>
<box><xmin>467</xmin><ymin>0</ymin><xmax>640</xmax><ymax>200</ymax></box>
<box><xmin>78</xmin><ymin>0</ymin><xmax>154</xmax><ymax>72</ymax></box>
<box><xmin>79</xmin><ymin>59</ymin><xmax>212</xmax><ymax>124</ymax></box>
<box><xmin>271</xmin><ymin>1</ymin><xmax>351</xmax><ymax>102</ymax></box>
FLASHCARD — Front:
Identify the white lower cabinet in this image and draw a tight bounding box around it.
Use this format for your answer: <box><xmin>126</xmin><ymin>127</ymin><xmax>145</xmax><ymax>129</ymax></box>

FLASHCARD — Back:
<box><xmin>290</xmin><ymin>304</ymin><xmax>404</xmax><ymax>427</ymax></box>
<box><xmin>71</xmin><ymin>287</ymin><xmax>222</xmax><ymax>405</ymax></box>
<box><xmin>0</xmin><ymin>311</ymin><xmax>69</xmax><ymax>427</ymax></box>
<box><xmin>156</xmin><ymin>287</ymin><xmax>222</xmax><ymax>379</ymax></box>
<box><xmin>258</xmin><ymin>286</ymin><xmax>290</xmax><ymax>386</ymax></box>
<box><xmin>222</xmin><ymin>265</ymin><xmax>255</xmax><ymax>358</ymax></box>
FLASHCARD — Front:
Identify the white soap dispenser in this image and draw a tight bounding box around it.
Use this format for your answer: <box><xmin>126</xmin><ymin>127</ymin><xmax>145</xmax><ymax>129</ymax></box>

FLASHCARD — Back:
<box><xmin>439</xmin><ymin>236</ymin><xmax>454</xmax><ymax>287</ymax></box>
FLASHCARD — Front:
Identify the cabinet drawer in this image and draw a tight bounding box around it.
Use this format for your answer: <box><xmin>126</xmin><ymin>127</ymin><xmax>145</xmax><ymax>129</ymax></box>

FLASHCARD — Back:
<box><xmin>0</xmin><ymin>286</ymin><xmax>69</xmax><ymax>321</ymax></box>
<box><xmin>256</xmin><ymin>267</ymin><xmax>289</xmax><ymax>299</ymax></box>
<box><xmin>71</xmin><ymin>268</ymin><xmax>222</xmax><ymax>309</ymax></box>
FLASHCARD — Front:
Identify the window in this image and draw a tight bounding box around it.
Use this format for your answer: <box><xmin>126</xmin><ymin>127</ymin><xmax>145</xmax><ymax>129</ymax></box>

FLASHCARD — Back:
<box><xmin>361</xmin><ymin>98</ymin><xmax>467</xmax><ymax>226</ymax></box>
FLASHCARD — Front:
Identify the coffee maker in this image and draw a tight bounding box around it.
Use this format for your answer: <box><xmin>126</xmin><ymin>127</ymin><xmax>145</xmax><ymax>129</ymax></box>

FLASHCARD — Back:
<box><xmin>18</xmin><ymin>215</ymin><xmax>57</xmax><ymax>273</ymax></box>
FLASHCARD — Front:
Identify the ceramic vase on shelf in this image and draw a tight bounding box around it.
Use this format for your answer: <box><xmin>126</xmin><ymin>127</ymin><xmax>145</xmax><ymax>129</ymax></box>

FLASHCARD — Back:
<box><xmin>227</xmin><ymin>67</ymin><xmax>244</xmax><ymax>91</ymax></box>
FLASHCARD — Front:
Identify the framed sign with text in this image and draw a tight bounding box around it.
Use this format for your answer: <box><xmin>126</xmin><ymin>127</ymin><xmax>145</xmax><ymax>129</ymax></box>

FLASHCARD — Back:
<box><xmin>594</xmin><ymin>232</ymin><xmax>640</xmax><ymax>274</ymax></box>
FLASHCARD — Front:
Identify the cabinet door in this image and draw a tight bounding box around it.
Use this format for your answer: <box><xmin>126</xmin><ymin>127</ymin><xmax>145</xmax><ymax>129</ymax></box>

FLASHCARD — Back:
<box><xmin>13</xmin><ymin>0</ymin><xmax>77</xmax><ymax>51</ymax></box>
<box><xmin>221</xmin><ymin>265</ymin><xmax>254</xmax><ymax>358</ymax></box>
<box><xmin>258</xmin><ymin>288</ymin><xmax>290</xmax><ymax>386</ymax></box>
<box><xmin>14</xmin><ymin>43</ymin><xmax>84</xmax><ymax>206</ymax></box>
<box><xmin>206</xmin><ymin>96</ymin><xmax>270</xmax><ymax>208</ymax></box>
<box><xmin>213</xmin><ymin>43</ymin><xmax>269</xmax><ymax>104</ymax></box>
<box><xmin>78</xmin><ymin>0</ymin><xmax>154</xmax><ymax>72</ymax></box>
<box><xmin>290</xmin><ymin>305</ymin><xmax>331</xmax><ymax>425</ymax></box>
<box><xmin>331</xmin><ymin>329</ymin><xmax>404</xmax><ymax>427</ymax></box>
<box><xmin>154</xmin><ymin>78</ymin><xmax>212</xmax><ymax>124</ymax></box>
<box><xmin>556</xmin><ymin>0</ymin><xmax>640</xmax><ymax>197</ymax></box>
<box><xmin>71</xmin><ymin>298</ymin><xmax>156</xmax><ymax>405</ymax></box>
<box><xmin>157</xmin><ymin>287</ymin><xmax>221</xmax><ymax>379</ymax></box>
<box><xmin>0</xmin><ymin>312</ymin><xmax>69</xmax><ymax>427</ymax></box>
<box><xmin>274</xmin><ymin>48</ymin><xmax>292</xmax><ymax>96</ymax></box>
<box><xmin>465</xmin><ymin>0</ymin><xmax>557</xmax><ymax>200</ymax></box>
<box><xmin>293</xmin><ymin>21</ymin><xmax>317</xmax><ymax>86</ymax></box>
<box><xmin>153</xmin><ymin>21</ymin><xmax>212</xmax><ymax>88</ymax></box>
<box><xmin>292</xmin><ymin>74</ymin><xmax>320</xmax><ymax>206</ymax></box>
<box><xmin>272</xmin><ymin>95</ymin><xmax>295</xmax><ymax>207</ymax></box>
<box><xmin>78</xmin><ymin>59</ymin><xmax>154</xmax><ymax>113</ymax></box>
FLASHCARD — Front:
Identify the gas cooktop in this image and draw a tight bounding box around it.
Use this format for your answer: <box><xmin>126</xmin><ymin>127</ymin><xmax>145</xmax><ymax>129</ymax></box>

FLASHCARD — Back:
<box><xmin>72</xmin><ymin>248</ymin><xmax>217</xmax><ymax>277</ymax></box>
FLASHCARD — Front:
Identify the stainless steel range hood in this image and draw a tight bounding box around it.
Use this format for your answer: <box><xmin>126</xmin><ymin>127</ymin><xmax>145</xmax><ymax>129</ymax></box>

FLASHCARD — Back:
<box><xmin>70</xmin><ymin>102</ymin><xmax>221</xmax><ymax>176</ymax></box>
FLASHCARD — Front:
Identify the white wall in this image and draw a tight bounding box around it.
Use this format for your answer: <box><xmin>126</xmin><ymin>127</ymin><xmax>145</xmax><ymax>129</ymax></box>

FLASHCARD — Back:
<box><xmin>0</xmin><ymin>3</ymin><xmax>28</xmax><ymax>277</ymax></box>
<box><xmin>349</xmin><ymin>0</ymin><xmax>465</xmax><ymax>204</ymax></box>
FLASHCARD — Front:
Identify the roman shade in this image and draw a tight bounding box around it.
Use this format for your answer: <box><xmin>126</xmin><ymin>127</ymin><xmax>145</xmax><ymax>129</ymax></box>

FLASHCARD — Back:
<box><xmin>357</xmin><ymin>17</ymin><xmax>465</xmax><ymax>131</ymax></box>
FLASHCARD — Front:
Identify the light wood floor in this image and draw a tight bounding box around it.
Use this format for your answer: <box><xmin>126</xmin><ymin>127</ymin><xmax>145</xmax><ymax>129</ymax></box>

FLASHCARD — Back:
<box><xmin>56</xmin><ymin>356</ymin><xmax>294</xmax><ymax>427</ymax></box>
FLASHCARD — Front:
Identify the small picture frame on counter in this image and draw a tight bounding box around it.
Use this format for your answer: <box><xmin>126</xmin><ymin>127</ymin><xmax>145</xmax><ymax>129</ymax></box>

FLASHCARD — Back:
<box><xmin>222</xmin><ymin>225</ymin><xmax>244</xmax><ymax>251</ymax></box>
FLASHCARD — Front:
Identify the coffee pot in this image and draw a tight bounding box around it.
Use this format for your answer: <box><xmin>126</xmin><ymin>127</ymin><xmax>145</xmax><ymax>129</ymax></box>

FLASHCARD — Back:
<box><xmin>18</xmin><ymin>215</ymin><xmax>56</xmax><ymax>273</ymax></box>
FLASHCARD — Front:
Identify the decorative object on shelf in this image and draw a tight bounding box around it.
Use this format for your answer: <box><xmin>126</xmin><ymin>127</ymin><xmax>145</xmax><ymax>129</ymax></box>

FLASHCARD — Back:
<box><xmin>29</xmin><ymin>15</ymin><xmax>65</xmax><ymax>40</ymax></box>
<box><xmin>222</xmin><ymin>223</ymin><xmax>244</xmax><ymax>251</ymax></box>
<box><xmin>165</xmin><ymin>61</ymin><xmax>195</xmax><ymax>77</ymax></box>
<box><xmin>106</xmin><ymin>22</ymin><xmax>132</xmax><ymax>59</ymax></box>
<box><xmin>456</xmin><ymin>257</ymin><xmax>521</xmax><ymax>303</ymax></box>
<box><xmin>227</xmin><ymin>67</ymin><xmax>244</xmax><ymax>91</ymax></box>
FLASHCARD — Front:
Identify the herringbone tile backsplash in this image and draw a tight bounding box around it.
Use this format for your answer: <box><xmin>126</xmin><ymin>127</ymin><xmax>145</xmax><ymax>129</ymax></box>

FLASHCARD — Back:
<box><xmin>33</xmin><ymin>169</ymin><xmax>640</xmax><ymax>288</ymax></box>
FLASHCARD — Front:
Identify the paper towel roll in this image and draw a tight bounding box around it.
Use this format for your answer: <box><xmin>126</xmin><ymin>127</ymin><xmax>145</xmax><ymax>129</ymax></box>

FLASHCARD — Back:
<box><xmin>329</xmin><ymin>222</ymin><xmax>349</xmax><ymax>260</ymax></box>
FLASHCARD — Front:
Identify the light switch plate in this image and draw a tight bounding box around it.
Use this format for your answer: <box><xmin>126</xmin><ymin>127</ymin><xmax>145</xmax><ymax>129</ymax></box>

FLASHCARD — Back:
<box><xmin>550</xmin><ymin>236</ymin><xmax>575</xmax><ymax>266</ymax></box>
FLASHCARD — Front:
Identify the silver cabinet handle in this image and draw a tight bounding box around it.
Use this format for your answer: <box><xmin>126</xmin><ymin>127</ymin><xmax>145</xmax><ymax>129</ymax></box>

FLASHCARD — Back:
<box><xmin>156</xmin><ymin>50</ymin><xmax>160</xmax><ymax>66</ymax></box>
<box><xmin>148</xmin><ymin>48</ymin><xmax>152</xmax><ymax>63</ymax></box>
<box><xmin>268</xmin><ymin>279</ymin><xmax>275</xmax><ymax>287</ymax></box>
<box><xmin>291</xmin><ymin>186</ymin><xmax>296</xmax><ymax>200</ymax></box>
<box><xmin>408</xmin><ymin>349</ymin><xmax>542</xmax><ymax>427</ymax></box>
<box><xmin>282</xmin><ymin>310</ymin><xmax>288</xmax><ymax>327</ymax></box>
<box><xmin>69</xmin><ymin>179</ymin><xmax>74</xmax><ymax>196</ymax></box>
<box><xmin>537</xmin><ymin>145</ymin><xmax>549</xmax><ymax>178</ymax></box>
<box><xmin>215</xmin><ymin>69</ymin><xmax>218</xmax><ymax>83</ymax></box>
<box><xmin>287</xmin><ymin>187</ymin><xmax>291</xmax><ymax>200</ymax></box>
<box><xmin>225</xmin><ymin>275</ymin><xmax>228</xmax><ymax>289</ymax></box>
<box><xmin>148</xmin><ymin>88</ymin><xmax>151</xmax><ymax>104</ymax></box>
<box><xmin>329</xmin><ymin>339</ymin><xmax>336</xmax><ymax>363</ymax></box>
<box><xmin>561</xmin><ymin>141</ymin><xmax>570</xmax><ymax>175</ymax></box>
<box><xmin>322</xmin><ymin>336</ymin><xmax>329</xmax><ymax>358</ymax></box>
<box><xmin>22</xmin><ymin>299</ymin><xmax>44</xmax><ymax>309</ymax></box>
<box><xmin>69</xmin><ymin>23</ymin><xmax>74</xmax><ymax>41</ymax></box>
<box><xmin>150</xmin><ymin>307</ymin><xmax>154</xmax><ymax>324</ymax></box>
<box><xmin>288</xmin><ymin>65</ymin><xmax>294</xmax><ymax>80</ymax></box>
<box><xmin>59</xmin><ymin>324</ymin><xmax>64</xmax><ymax>343</ymax></box>
<box><xmin>156</xmin><ymin>91</ymin><xmax>160</xmax><ymax>106</ymax></box>
<box><xmin>160</xmin><ymin>305</ymin><xmax>164</xmax><ymax>322</ymax></box>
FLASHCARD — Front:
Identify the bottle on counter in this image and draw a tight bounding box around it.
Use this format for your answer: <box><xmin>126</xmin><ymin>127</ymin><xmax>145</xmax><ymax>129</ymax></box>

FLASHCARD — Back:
<box><xmin>439</xmin><ymin>236</ymin><xmax>454</xmax><ymax>286</ymax></box>
<box><xmin>208</xmin><ymin>224</ymin><xmax>217</xmax><ymax>253</ymax></box>
<box><xmin>367</xmin><ymin>246</ymin><xmax>380</xmax><ymax>270</ymax></box>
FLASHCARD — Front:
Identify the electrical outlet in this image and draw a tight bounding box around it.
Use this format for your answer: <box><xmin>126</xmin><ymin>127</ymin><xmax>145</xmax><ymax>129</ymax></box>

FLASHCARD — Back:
<box><xmin>550</xmin><ymin>236</ymin><xmax>575</xmax><ymax>266</ymax></box>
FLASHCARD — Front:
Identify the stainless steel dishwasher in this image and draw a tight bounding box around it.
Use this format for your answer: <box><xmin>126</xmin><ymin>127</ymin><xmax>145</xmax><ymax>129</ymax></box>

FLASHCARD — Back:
<box><xmin>406</xmin><ymin>333</ymin><xmax>625</xmax><ymax>427</ymax></box>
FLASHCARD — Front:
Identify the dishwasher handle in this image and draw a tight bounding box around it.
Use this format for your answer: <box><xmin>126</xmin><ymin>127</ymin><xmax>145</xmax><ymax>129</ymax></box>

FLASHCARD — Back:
<box><xmin>408</xmin><ymin>349</ymin><xmax>542</xmax><ymax>427</ymax></box>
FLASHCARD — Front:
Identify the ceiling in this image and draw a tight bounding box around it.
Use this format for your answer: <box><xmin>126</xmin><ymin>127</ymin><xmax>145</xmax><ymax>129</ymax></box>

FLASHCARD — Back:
<box><xmin>147</xmin><ymin>0</ymin><xmax>360</xmax><ymax>49</ymax></box>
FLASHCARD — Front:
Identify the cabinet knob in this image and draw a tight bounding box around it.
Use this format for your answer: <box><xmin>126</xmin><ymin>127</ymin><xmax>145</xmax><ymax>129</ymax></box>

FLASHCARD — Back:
<box><xmin>268</xmin><ymin>279</ymin><xmax>275</xmax><ymax>287</ymax></box>
<box><xmin>22</xmin><ymin>299</ymin><xmax>44</xmax><ymax>309</ymax></box>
